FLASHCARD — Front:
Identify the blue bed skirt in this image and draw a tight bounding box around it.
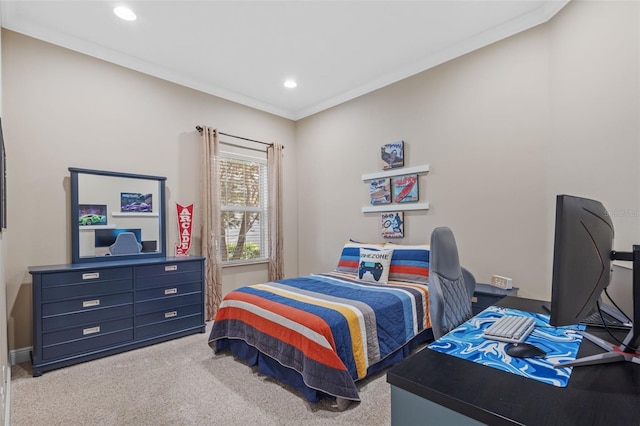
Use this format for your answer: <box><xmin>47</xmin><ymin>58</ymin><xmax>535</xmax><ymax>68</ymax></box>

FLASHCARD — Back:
<box><xmin>215</xmin><ymin>327</ymin><xmax>433</xmax><ymax>403</ymax></box>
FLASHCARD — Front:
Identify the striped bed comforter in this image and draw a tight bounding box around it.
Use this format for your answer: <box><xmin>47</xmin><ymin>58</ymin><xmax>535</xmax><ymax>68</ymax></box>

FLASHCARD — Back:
<box><xmin>208</xmin><ymin>272</ymin><xmax>429</xmax><ymax>401</ymax></box>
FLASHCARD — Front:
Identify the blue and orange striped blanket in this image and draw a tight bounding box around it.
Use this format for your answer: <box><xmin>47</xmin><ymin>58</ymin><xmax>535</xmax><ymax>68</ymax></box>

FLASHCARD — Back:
<box><xmin>208</xmin><ymin>272</ymin><xmax>429</xmax><ymax>401</ymax></box>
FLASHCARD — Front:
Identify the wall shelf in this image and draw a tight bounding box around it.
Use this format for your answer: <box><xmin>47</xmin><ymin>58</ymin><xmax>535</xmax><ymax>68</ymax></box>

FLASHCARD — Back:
<box><xmin>112</xmin><ymin>212</ymin><xmax>159</xmax><ymax>217</ymax></box>
<box><xmin>361</xmin><ymin>164</ymin><xmax>429</xmax><ymax>181</ymax></box>
<box><xmin>361</xmin><ymin>202</ymin><xmax>429</xmax><ymax>213</ymax></box>
<box><xmin>362</xmin><ymin>164</ymin><xmax>430</xmax><ymax>213</ymax></box>
<box><xmin>79</xmin><ymin>224</ymin><xmax>116</xmax><ymax>230</ymax></box>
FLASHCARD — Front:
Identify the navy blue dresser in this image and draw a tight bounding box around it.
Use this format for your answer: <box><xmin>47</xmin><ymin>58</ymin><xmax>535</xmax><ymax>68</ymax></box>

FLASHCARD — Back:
<box><xmin>29</xmin><ymin>256</ymin><xmax>206</xmax><ymax>376</ymax></box>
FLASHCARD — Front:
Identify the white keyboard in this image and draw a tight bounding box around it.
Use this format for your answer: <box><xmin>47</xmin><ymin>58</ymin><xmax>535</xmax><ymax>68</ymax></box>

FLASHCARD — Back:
<box><xmin>483</xmin><ymin>315</ymin><xmax>535</xmax><ymax>343</ymax></box>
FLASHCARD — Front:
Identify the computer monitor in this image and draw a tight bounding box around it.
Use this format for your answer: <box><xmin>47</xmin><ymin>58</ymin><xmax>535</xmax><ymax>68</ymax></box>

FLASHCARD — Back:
<box><xmin>550</xmin><ymin>194</ymin><xmax>640</xmax><ymax>367</ymax></box>
<box><xmin>95</xmin><ymin>228</ymin><xmax>142</xmax><ymax>248</ymax></box>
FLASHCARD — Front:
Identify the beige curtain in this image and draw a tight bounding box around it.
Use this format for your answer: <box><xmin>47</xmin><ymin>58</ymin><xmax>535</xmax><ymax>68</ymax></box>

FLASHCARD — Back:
<box><xmin>200</xmin><ymin>126</ymin><xmax>223</xmax><ymax>320</ymax></box>
<box><xmin>267</xmin><ymin>143</ymin><xmax>284</xmax><ymax>281</ymax></box>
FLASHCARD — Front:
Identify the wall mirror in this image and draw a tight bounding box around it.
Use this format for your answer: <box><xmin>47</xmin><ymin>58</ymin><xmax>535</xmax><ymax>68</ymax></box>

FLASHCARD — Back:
<box><xmin>70</xmin><ymin>167</ymin><xmax>167</xmax><ymax>263</ymax></box>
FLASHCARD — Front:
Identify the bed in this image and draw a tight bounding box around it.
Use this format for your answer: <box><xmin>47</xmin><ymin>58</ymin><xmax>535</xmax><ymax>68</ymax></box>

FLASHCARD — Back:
<box><xmin>208</xmin><ymin>241</ymin><xmax>431</xmax><ymax>404</ymax></box>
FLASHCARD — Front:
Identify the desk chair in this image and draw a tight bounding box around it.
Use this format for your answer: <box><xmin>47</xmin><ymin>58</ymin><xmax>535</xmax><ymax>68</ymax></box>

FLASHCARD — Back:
<box><xmin>109</xmin><ymin>232</ymin><xmax>142</xmax><ymax>255</ymax></box>
<box><xmin>428</xmin><ymin>227</ymin><xmax>476</xmax><ymax>339</ymax></box>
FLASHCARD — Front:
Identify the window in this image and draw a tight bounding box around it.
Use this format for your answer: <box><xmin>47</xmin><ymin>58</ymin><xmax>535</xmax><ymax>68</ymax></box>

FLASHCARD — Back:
<box><xmin>219</xmin><ymin>152</ymin><xmax>268</xmax><ymax>264</ymax></box>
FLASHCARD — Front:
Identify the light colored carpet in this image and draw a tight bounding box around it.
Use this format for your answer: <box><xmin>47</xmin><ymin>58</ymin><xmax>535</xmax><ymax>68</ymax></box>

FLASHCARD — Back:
<box><xmin>9</xmin><ymin>323</ymin><xmax>394</xmax><ymax>425</ymax></box>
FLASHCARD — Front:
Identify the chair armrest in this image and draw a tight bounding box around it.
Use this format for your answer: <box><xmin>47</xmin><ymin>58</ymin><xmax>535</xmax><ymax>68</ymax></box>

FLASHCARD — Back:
<box><xmin>461</xmin><ymin>266</ymin><xmax>476</xmax><ymax>298</ymax></box>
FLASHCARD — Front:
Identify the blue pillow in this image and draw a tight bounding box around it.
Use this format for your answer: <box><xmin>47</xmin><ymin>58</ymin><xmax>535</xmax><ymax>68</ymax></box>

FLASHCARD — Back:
<box><xmin>384</xmin><ymin>243</ymin><xmax>430</xmax><ymax>283</ymax></box>
<box><xmin>335</xmin><ymin>240</ymin><xmax>383</xmax><ymax>274</ymax></box>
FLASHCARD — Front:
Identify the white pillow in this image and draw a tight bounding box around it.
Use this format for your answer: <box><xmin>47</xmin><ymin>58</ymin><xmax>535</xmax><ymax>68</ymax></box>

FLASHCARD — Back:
<box><xmin>358</xmin><ymin>248</ymin><xmax>393</xmax><ymax>284</ymax></box>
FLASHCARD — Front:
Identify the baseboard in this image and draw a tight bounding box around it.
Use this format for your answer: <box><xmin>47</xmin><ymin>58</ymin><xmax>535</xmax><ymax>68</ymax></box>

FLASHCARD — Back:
<box><xmin>6</xmin><ymin>348</ymin><xmax>28</xmax><ymax>425</ymax></box>
<box><xmin>10</xmin><ymin>347</ymin><xmax>30</xmax><ymax>366</ymax></box>
<box><xmin>4</xmin><ymin>364</ymin><xmax>9</xmax><ymax>426</ymax></box>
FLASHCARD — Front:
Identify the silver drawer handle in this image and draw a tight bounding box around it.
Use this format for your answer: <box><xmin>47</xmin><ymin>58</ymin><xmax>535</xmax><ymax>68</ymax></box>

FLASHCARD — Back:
<box><xmin>82</xmin><ymin>299</ymin><xmax>100</xmax><ymax>308</ymax></box>
<box><xmin>164</xmin><ymin>288</ymin><xmax>178</xmax><ymax>295</ymax></box>
<box><xmin>83</xmin><ymin>326</ymin><xmax>100</xmax><ymax>335</ymax></box>
<box><xmin>82</xmin><ymin>272</ymin><xmax>100</xmax><ymax>280</ymax></box>
<box><xmin>165</xmin><ymin>265</ymin><xmax>178</xmax><ymax>272</ymax></box>
<box><xmin>165</xmin><ymin>311</ymin><xmax>177</xmax><ymax>319</ymax></box>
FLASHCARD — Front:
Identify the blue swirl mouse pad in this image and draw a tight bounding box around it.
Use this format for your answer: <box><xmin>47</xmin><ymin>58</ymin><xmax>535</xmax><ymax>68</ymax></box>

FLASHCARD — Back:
<box><xmin>427</xmin><ymin>306</ymin><xmax>586</xmax><ymax>387</ymax></box>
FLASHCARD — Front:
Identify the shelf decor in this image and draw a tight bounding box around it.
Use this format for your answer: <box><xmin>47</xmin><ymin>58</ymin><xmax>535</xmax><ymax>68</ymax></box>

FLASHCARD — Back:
<box><xmin>382</xmin><ymin>212</ymin><xmax>404</xmax><ymax>238</ymax></box>
<box><xmin>392</xmin><ymin>174</ymin><xmax>418</xmax><ymax>203</ymax></box>
<box><xmin>175</xmin><ymin>203</ymin><xmax>194</xmax><ymax>256</ymax></box>
<box><xmin>361</xmin><ymin>165</ymin><xmax>429</xmax><ymax>213</ymax></box>
<box><xmin>380</xmin><ymin>141</ymin><xmax>404</xmax><ymax>170</ymax></box>
<box><xmin>370</xmin><ymin>178</ymin><xmax>391</xmax><ymax>205</ymax></box>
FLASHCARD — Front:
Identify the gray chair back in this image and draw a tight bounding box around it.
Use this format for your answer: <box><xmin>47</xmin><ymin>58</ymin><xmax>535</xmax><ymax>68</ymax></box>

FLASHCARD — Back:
<box><xmin>428</xmin><ymin>227</ymin><xmax>476</xmax><ymax>340</ymax></box>
<box><xmin>109</xmin><ymin>232</ymin><xmax>142</xmax><ymax>255</ymax></box>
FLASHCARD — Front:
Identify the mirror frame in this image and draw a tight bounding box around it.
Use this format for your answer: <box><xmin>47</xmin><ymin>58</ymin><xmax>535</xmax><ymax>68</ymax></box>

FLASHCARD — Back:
<box><xmin>70</xmin><ymin>167</ymin><xmax>167</xmax><ymax>264</ymax></box>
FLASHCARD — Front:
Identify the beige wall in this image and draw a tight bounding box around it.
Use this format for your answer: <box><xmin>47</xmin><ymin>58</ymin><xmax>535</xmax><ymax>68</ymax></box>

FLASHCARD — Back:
<box><xmin>0</xmin><ymin>10</ymin><xmax>7</xmax><ymax>423</ymax></box>
<box><xmin>296</xmin><ymin>0</ymin><xmax>640</xmax><ymax>307</ymax></box>
<box><xmin>1</xmin><ymin>30</ymin><xmax>298</xmax><ymax>351</ymax></box>
<box><xmin>1</xmin><ymin>0</ymin><xmax>639</xmax><ymax>357</ymax></box>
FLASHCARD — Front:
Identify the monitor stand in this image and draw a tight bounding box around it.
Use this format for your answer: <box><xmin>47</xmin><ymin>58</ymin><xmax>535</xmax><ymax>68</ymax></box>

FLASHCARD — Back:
<box><xmin>554</xmin><ymin>331</ymin><xmax>640</xmax><ymax>368</ymax></box>
<box><xmin>554</xmin><ymin>245</ymin><xmax>640</xmax><ymax>368</ymax></box>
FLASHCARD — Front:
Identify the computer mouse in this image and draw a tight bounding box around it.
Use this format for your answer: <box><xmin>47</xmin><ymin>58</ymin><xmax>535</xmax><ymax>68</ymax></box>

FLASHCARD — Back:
<box><xmin>505</xmin><ymin>342</ymin><xmax>546</xmax><ymax>359</ymax></box>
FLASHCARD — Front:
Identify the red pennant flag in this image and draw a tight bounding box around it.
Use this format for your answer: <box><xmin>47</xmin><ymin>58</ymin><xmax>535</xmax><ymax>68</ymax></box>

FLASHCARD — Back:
<box><xmin>175</xmin><ymin>203</ymin><xmax>194</xmax><ymax>256</ymax></box>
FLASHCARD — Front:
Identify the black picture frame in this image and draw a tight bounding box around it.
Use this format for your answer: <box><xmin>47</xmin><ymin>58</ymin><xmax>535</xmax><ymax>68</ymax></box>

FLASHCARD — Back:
<box><xmin>0</xmin><ymin>118</ymin><xmax>7</xmax><ymax>230</ymax></box>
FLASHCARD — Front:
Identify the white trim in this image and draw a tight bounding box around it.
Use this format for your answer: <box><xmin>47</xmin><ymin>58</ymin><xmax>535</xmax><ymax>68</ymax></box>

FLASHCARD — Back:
<box><xmin>362</xmin><ymin>165</ymin><xmax>429</xmax><ymax>181</ymax></box>
<box><xmin>222</xmin><ymin>259</ymin><xmax>269</xmax><ymax>268</ymax></box>
<box><xmin>9</xmin><ymin>347</ymin><xmax>30</xmax><ymax>366</ymax></box>
<box><xmin>111</xmin><ymin>212</ymin><xmax>158</xmax><ymax>217</ymax></box>
<box><xmin>361</xmin><ymin>203</ymin><xmax>429</xmax><ymax>213</ymax></box>
<box><xmin>4</xmin><ymin>365</ymin><xmax>9</xmax><ymax>426</ymax></box>
<box><xmin>79</xmin><ymin>224</ymin><xmax>116</xmax><ymax>230</ymax></box>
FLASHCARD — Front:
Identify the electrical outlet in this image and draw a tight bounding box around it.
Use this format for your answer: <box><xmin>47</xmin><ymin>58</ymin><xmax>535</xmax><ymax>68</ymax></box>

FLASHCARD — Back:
<box><xmin>490</xmin><ymin>275</ymin><xmax>513</xmax><ymax>289</ymax></box>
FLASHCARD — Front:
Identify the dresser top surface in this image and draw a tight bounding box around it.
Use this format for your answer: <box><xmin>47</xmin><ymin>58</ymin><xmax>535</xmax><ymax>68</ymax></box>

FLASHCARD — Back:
<box><xmin>29</xmin><ymin>256</ymin><xmax>205</xmax><ymax>274</ymax></box>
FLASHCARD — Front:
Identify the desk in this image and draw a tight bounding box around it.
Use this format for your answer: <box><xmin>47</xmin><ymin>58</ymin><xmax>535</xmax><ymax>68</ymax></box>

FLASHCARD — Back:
<box><xmin>471</xmin><ymin>283</ymin><xmax>518</xmax><ymax>315</ymax></box>
<box><xmin>387</xmin><ymin>296</ymin><xmax>640</xmax><ymax>425</ymax></box>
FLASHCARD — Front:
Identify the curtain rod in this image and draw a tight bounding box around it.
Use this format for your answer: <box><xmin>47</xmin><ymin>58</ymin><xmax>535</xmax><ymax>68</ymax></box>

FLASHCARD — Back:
<box><xmin>195</xmin><ymin>126</ymin><xmax>283</xmax><ymax>150</ymax></box>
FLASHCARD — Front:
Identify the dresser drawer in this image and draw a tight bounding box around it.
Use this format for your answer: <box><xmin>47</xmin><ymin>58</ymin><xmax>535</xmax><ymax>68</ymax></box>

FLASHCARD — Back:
<box><xmin>43</xmin><ymin>292</ymin><xmax>133</xmax><ymax>316</ymax></box>
<box><xmin>42</xmin><ymin>304</ymin><xmax>133</xmax><ymax>332</ymax></box>
<box><xmin>135</xmin><ymin>260</ymin><xmax>202</xmax><ymax>278</ymax></box>
<box><xmin>136</xmin><ymin>303</ymin><xmax>202</xmax><ymax>327</ymax></box>
<box><xmin>42</xmin><ymin>279</ymin><xmax>133</xmax><ymax>301</ymax></box>
<box><xmin>43</xmin><ymin>329</ymin><xmax>134</xmax><ymax>361</ymax></box>
<box><xmin>136</xmin><ymin>281</ymin><xmax>202</xmax><ymax>303</ymax></box>
<box><xmin>43</xmin><ymin>317</ymin><xmax>133</xmax><ymax>346</ymax></box>
<box><xmin>136</xmin><ymin>312</ymin><xmax>204</xmax><ymax>339</ymax></box>
<box><xmin>136</xmin><ymin>292</ymin><xmax>202</xmax><ymax>315</ymax></box>
<box><xmin>41</xmin><ymin>267</ymin><xmax>132</xmax><ymax>287</ymax></box>
<box><xmin>136</xmin><ymin>270</ymin><xmax>202</xmax><ymax>289</ymax></box>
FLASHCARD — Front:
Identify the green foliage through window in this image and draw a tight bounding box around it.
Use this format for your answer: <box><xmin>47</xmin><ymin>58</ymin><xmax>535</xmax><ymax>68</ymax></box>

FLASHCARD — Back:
<box><xmin>219</xmin><ymin>153</ymin><xmax>268</xmax><ymax>263</ymax></box>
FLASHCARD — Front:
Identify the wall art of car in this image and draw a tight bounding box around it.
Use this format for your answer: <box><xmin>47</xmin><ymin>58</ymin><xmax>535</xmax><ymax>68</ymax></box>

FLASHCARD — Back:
<box><xmin>79</xmin><ymin>214</ymin><xmax>107</xmax><ymax>226</ymax></box>
<box><xmin>122</xmin><ymin>202</ymin><xmax>151</xmax><ymax>212</ymax></box>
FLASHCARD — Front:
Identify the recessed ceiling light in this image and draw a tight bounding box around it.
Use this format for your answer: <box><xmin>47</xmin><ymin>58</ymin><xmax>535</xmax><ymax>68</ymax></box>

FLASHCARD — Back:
<box><xmin>114</xmin><ymin>6</ymin><xmax>137</xmax><ymax>21</ymax></box>
<box><xmin>284</xmin><ymin>80</ymin><xmax>297</xmax><ymax>89</ymax></box>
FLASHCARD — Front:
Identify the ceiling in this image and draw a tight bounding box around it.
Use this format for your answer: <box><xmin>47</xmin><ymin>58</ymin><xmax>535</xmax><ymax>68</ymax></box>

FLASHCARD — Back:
<box><xmin>1</xmin><ymin>1</ymin><xmax>569</xmax><ymax>120</ymax></box>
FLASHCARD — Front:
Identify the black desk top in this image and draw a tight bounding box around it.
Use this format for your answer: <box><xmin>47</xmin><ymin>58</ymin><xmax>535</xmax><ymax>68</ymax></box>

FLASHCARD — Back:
<box><xmin>387</xmin><ymin>296</ymin><xmax>640</xmax><ymax>425</ymax></box>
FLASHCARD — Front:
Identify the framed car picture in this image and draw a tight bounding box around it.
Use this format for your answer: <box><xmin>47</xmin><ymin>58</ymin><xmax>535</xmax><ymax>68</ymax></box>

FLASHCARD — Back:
<box><xmin>78</xmin><ymin>204</ymin><xmax>107</xmax><ymax>226</ymax></box>
<box><xmin>120</xmin><ymin>192</ymin><xmax>153</xmax><ymax>212</ymax></box>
